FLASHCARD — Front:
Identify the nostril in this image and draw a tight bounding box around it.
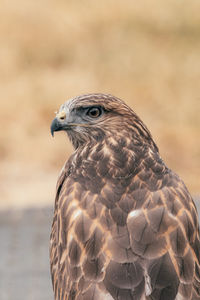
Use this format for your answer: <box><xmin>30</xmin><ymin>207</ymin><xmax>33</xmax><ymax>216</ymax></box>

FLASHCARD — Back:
<box><xmin>57</xmin><ymin>110</ymin><xmax>66</xmax><ymax>121</ymax></box>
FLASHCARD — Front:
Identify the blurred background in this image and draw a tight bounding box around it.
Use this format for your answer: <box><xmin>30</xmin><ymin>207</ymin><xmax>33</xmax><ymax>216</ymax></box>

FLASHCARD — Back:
<box><xmin>1</xmin><ymin>0</ymin><xmax>200</xmax><ymax>209</ymax></box>
<box><xmin>0</xmin><ymin>0</ymin><xmax>200</xmax><ymax>299</ymax></box>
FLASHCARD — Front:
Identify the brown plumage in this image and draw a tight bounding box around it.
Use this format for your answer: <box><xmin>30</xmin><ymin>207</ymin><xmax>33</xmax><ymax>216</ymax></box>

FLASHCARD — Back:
<box><xmin>50</xmin><ymin>93</ymin><xmax>200</xmax><ymax>300</ymax></box>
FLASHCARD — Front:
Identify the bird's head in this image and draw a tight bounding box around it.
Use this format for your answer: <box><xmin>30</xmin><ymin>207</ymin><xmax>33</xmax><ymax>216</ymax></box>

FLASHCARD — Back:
<box><xmin>51</xmin><ymin>93</ymin><xmax>158</xmax><ymax>151</ymax></box>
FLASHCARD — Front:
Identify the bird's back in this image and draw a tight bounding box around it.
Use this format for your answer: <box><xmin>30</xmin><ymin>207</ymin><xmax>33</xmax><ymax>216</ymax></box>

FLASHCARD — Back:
<box><xmin>50</xmin><ymin>140</ymin><xmax>200</xmax><ymax>300</ymax></box>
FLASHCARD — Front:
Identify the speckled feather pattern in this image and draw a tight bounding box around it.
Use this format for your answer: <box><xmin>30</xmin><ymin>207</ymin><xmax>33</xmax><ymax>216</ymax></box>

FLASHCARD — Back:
<box><xmin>50</xmin><ymin>94</ymin><xmax>200</xmax><ymax>300</ymax></box>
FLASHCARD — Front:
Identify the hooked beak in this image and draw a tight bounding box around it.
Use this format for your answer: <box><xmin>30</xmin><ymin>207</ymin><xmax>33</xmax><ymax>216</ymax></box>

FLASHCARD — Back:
<box><xmin>50</xmin><ymin>118</ymin><xmax>63</xmax><ymax>136</ymax></box>
<box><xmin>50</xmin><ymin>110</ymin><xmax>67</xmax><ymax>137</ymax></box>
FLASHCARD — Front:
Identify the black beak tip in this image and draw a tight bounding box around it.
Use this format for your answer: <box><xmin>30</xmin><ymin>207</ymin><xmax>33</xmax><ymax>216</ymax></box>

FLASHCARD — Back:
<box><xmin>51</xmin><ymin>128</ymin><xmax>54</xmax><ymax>137</ymax></box>
<box><xmin>50</xmin><ymin>118</ymin><xmax>61</xmax><ymax>137</ymax></box>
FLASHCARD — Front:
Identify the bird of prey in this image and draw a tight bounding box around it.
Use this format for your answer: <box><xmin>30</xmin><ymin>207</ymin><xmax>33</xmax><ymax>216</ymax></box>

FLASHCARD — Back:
<box><xmin>50</xmin><ymin>93</ymin><xmax>200</xmax><ymax>300</ymax></box>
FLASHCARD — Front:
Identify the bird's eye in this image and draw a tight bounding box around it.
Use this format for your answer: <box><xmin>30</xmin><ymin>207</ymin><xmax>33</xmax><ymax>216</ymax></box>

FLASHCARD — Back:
<box><xmin>87</xmin><ymin>107</ymin><xmax>102</xmax><ymax>118</ymax></box>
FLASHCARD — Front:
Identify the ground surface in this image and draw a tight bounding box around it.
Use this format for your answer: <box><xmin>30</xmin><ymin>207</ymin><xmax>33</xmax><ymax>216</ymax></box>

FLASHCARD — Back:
<box><xmin>0</xmin><ymin>207</ymin><xmax>54</xmax><ymax>300</ymax></box>
<box><xmin>0</xmin><ymin>200</ymin><xmax>200</xmax><ymax>300</ymax></box>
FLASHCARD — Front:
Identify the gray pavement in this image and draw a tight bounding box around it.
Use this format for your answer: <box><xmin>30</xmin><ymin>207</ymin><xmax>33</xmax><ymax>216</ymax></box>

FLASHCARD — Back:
<box><xmin>0</xmin><ymin>200</ymin><xmax>199</xmax><ymax>300</ymax></box>
<box><xmin>0</xmin><ymin>207</ymin><xmax>54</xmax><ymax>300</ymax></box>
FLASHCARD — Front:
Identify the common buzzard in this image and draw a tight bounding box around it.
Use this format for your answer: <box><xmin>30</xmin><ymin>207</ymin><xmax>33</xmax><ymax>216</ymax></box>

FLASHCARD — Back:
<box><xmin>50</xmin><ymin>93</ymin><xmax>200</xmax><ymax>300</ymax></box>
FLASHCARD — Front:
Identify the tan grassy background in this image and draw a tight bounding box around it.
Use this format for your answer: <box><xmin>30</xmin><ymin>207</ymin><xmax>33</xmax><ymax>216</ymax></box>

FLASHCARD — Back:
<box><xmin>0</xmin><ymin>0</ymin><xmax>200</xmax><ymax>209</ymax></box>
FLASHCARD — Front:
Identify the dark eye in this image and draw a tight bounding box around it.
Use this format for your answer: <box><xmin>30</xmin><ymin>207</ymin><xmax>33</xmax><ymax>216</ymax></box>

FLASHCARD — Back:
<box><xmin>87</xmin><ymin>107</ymin><xmax>102</xmax><ymax>118</ymax></box>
